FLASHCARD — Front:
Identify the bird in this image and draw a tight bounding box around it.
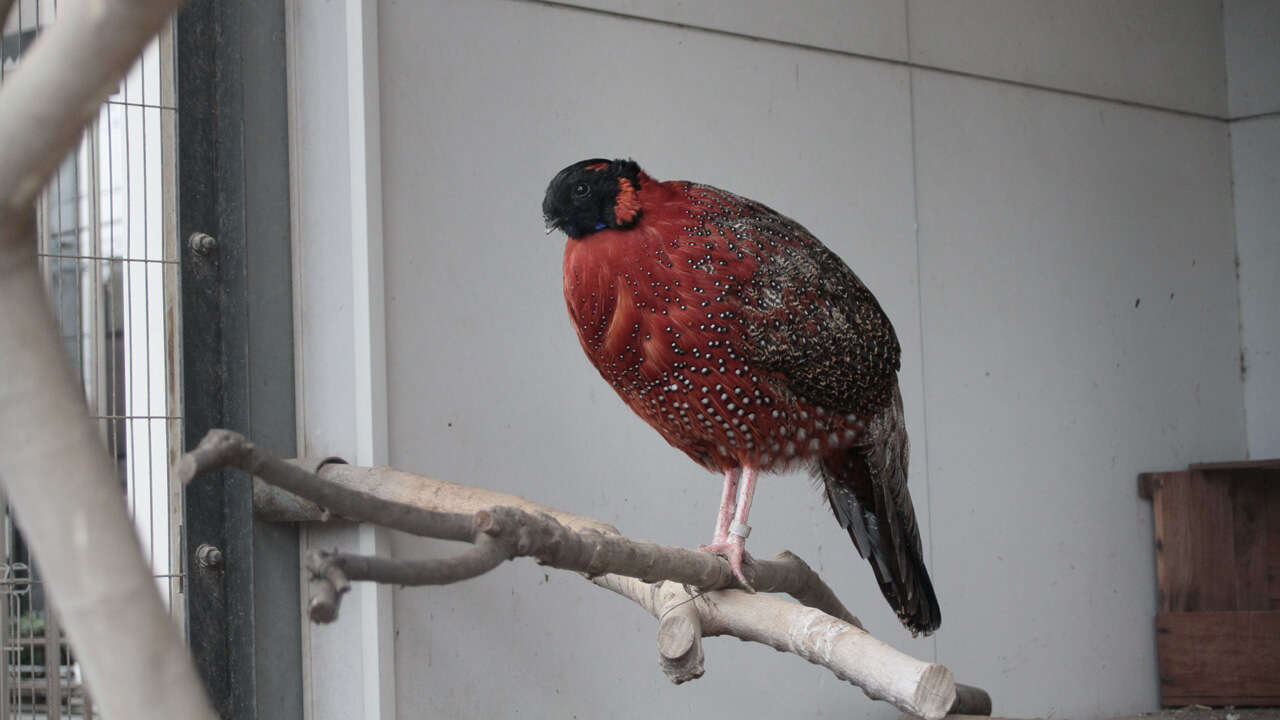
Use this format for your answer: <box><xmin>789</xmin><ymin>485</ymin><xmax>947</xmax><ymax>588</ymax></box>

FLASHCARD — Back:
<box><xmin>542</xmin><ymin>158</ymin><xmax>940</xmax><ymax>635</ymax></box>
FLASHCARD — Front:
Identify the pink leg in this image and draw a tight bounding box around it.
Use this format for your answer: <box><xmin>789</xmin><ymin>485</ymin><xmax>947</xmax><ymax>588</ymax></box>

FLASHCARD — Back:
<box><xmin>711</xmin><ymin>468</ymin><xmax>740</xmax><ymax>545</ymax></box>
<box><xmin>731</xmin><ymin>465</ymin><xmax>758</xmax><ymax>541</ymax></box>
<box><xmin>703</xmin><ymin>465</ymin><xmax>758</xmax><ymax>588</ymax></box>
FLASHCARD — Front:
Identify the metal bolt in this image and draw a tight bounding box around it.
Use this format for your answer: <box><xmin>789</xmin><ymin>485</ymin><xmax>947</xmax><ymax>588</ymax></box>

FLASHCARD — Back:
<box><xmin>196</xmin><ymin>543</ymin><xmax>223</xmax><ymax>568</ymax></box>
<box><xmin>189</xmin><ymin>232</ymin><xmax>217</xmax><ymax>255</ymax></box>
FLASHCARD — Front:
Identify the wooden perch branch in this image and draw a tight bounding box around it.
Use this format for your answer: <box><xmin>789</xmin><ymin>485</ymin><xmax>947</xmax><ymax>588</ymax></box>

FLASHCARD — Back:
<box><xmin>184</xmin><ymin>430</ymin><xmax>992</xmax><ymax>719</ymax></box>
<box><xmin>595</xmin><ymin>575</ymin><xmax>957</xmax><ymax>716</ymax></box>
<box><xmin>181</xmin><ymin>431</ymin><xmax>862</xmax><ymax>625</ymax></box>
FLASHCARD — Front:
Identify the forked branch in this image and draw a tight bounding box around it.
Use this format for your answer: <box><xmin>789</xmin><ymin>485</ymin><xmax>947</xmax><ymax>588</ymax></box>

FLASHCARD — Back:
<box><xmin>180</xmin><ymin>428</ymin><xmax>991</xmax><ymax>720</ymax></box>
<box><xmin>179</xmin><ymin>430</ymin><xmax>861</xmax><ymax>623</ymax></box>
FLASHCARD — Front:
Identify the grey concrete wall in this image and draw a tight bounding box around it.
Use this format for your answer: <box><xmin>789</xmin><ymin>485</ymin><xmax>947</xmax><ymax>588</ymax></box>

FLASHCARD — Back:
<box><xmin>1232</xmin><ymin>115</ymin><xmax>1280</xmax><ymax>459</ymax></box>
<box><xmin>295</xmin><ymin>1</ymin><xmax>1266</xmax><ymax>717</ymax></box>
<box><xmin>1225</xmin><ymin>0</ymin><xmax>1280</xmax><ymax>459</ymax></box>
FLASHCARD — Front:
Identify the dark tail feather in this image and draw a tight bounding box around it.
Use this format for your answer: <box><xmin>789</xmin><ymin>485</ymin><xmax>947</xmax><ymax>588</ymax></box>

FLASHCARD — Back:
<box><xmin>818</xmin><ymin>389</ymin><xmax>940</xmax><ymax>636</ymax></box>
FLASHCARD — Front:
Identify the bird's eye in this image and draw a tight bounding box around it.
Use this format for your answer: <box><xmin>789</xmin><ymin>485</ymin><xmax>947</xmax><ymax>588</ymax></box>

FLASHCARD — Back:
<box><xmin>572</xmin><ymin>182</ymin><xmax>591</xmax><ymax>199</ymax></box>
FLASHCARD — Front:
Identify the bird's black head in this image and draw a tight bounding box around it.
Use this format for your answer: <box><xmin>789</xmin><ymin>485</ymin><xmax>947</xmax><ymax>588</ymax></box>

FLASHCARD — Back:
<box><xmin>542</xmin><ymin>158</ymin><xmax>644</xmax><ymax>239</ymax></box>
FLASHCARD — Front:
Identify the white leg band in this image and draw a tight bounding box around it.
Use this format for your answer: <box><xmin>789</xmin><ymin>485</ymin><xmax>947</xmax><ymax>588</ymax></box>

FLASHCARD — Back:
<box><xmin>728</xmin><ymin>521</ymin><xmax>751</xmax><ymax>539</ymax></box>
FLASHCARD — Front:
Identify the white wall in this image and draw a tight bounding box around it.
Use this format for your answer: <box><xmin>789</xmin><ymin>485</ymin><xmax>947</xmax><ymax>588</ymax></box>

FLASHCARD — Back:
<box><xmin>1232</xmin><ymin>116</ymin><xmax>1280</xmax><ymax>459</ymax></box>
<box><xmin>1225</xmin><ymin>0</ymin><xmax>1280</xmax><ymax>459</ymax></box>
<box><xmin>1224</xmin><ymin>0</ymin><xmax>1280</xmax><ymax>119</ymax></box>
<box><xmin>914</xmin><ymin>73</ymin><xmax>1240</xmax><ymax>718</ymax></box>
<box><xmin>291</xmin><ymin>1</ymin><xmax>1263</xmax><ymax>718</ymax></box>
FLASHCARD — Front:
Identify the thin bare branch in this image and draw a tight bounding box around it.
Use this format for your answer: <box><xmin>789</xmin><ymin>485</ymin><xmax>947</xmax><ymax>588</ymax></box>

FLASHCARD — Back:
<box><xmin>293</xmin><ymin>502</ymin><xmax>803</xmax><ymax>622</ymax></box>
<box><xmin>251</xmin><ymin>451</ymin><xmax>621</xmax><ymax>535</ymax></box>
<box><xmin>307</xmin><ymin>552</ymin><xmax>351</xmax><ymax>624</ymax></box>
<box><xmin>302</xmin><ymin>525</ymin><xmax>514</xmax><ymax>622</ymax></box>
<box><xmin>182</xmin><ymin>429</ymin><xmax>476</xmax><ymax>541</ymax></box>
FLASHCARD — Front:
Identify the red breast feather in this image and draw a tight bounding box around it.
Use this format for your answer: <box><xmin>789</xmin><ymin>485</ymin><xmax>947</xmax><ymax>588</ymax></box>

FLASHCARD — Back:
<box><xmin>563</xmin><ymin>174</ymin><xmax>894</xmax><ymax>474</ymax></box>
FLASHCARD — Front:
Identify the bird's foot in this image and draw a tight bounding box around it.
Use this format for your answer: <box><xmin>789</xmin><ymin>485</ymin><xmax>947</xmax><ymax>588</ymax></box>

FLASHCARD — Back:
<box><xmin>699</xmin><ymin>541</ymin><xmax>754</xmax><ymax>592</ymax></box>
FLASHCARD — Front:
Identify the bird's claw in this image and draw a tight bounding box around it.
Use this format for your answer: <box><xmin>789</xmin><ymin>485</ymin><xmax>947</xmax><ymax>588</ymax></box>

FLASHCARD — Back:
<box><xmin>699</xmin><ymin>541</ymin><xmax>755</xmax><ymax>592</ymax></box>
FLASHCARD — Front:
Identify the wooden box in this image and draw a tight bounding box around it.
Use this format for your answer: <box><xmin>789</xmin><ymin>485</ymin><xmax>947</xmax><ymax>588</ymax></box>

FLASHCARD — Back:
<box><xmin>1138</xmin><ymin>460</ymin><xmax>1280</xmax><ymax>707</ymax></box>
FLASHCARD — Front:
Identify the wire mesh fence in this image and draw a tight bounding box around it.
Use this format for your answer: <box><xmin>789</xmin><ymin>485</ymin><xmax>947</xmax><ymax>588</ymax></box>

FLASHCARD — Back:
<box><xmin>1</xmin><ymin>2</ymin><xmax>182</xmax><ymax>717</ymax></box>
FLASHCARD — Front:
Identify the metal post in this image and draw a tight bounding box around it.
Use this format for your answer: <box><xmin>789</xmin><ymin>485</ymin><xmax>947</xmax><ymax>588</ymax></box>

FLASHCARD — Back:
<box><xmin>177</xmin><ymin>1</ymin><xmax>300</xmax><ymax>717</ymax></box>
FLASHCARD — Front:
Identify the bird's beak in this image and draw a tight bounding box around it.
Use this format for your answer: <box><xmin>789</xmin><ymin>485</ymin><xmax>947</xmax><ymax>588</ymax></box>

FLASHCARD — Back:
<box><xmin>543</xmin><ymin>217</ymin><xmax>560</xmax><ymax>235</ymax></box>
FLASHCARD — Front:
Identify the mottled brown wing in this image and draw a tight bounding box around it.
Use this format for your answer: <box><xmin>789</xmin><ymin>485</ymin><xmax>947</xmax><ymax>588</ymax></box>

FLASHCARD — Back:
<box><xmin>724</xmin><ymin>197</ymin><xmax>901</xmax><ymax>418</ymax></box>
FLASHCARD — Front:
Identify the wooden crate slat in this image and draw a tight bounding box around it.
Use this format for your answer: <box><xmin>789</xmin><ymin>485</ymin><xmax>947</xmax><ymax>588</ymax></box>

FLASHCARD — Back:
<box><xmin>1215</xmin><ymin>469</ymin><xmax>1275</xmax><ymax>611</ymax></box>
<box><xmin>1270</xmin><ymin>483</ymin><xmax>1280</xmax><ymax>610</ymax></box>
<box><xmin>1144</xmin><ymin>467</ymin><xmax>1279</xmax><ymax>613</ymax></box>
<box><xmin>1150</xmin><ymin>471</ymin><xmax>1236</xmax><ymax>612</ymax></box>
<box><xmin>1156</xmin><ymin>610</ymin><xmax>1280</xmax><ymax>704</ymax></box>
<box><xmin>1189</xmin><ymin>459</ymin><xmax>1280</xmax><ymax>472</ymax></box>
<box><xmin>1156</xmin><ymin>610</ymin><xmax>1280</xmax><ymax>706</ymax></box>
